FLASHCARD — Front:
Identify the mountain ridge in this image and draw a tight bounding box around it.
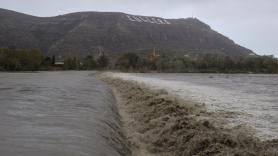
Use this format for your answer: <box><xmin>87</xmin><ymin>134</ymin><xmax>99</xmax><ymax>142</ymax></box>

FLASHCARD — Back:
<box><xmin>0</xmin><ymin>8</ymin><xmax>254</xmax><ymax>58</ymax></box>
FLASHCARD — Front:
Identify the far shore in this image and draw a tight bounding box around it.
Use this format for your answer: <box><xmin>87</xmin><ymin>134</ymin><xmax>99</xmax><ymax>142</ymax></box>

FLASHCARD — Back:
<box><xmin>1</xmin><ymin>70</ymin><xmax>278</xmax><ymax>75</ymax></box>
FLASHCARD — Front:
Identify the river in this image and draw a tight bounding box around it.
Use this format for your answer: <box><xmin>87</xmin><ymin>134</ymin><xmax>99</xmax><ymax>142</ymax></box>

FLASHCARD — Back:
<box><xmin>0</xmin><ymin>71</ymin><xmax>129</xmax><ymax>156</ymax></box>
<box><xmin>111</xmin><ymin>73</ymin><xmax>278</xmax><ymax>140</ymax></box>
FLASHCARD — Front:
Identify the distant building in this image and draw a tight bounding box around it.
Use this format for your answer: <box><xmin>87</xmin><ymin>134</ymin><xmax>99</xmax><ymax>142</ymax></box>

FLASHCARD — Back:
<box><xmin>149</xmin><ymin>48</ymin><xmax>160</xmax><ymax>62</ymax></box>
<box><xmin>184</xmin><ymin>54</ymin><xmax>190</xmax><ymax>58</ymax></box>
<box><xmin>54</xmin><ymin>55</ymin><xmax>64</xmax><ymax>67</ymax></box>
<box><xmin>54</xmin><ymin>60</ymin><xmax>64</xmax><ymax>66</ymax></box>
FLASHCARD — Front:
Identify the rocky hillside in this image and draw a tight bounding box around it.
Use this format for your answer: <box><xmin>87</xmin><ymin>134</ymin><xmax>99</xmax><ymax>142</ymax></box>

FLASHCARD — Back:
<box><xmin>0</xmin><ymin>8</ymin><xmax>254</xmax><ymax>57</ymax></box>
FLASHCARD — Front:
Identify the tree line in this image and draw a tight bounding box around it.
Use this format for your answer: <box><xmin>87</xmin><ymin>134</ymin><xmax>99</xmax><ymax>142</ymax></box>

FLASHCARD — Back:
<box><xmin>1</xmin><ymin>48</ymin><xmax>277</xmax><ymax>73</ymax></box>
<box><xmin>0</xmin><ymin>48</ymin><xmax>43</xmax><ymax>71</ymax></box>
<box><xmin>115</xmin><ymin>53</ymin><xmax>278</xmax><ymax>73</ymax></box>
<box><xmin>61</xmin><ymin>54</ymin><xmax>109</xmax><ymax>70</ymax></box>
<box><xmin>0</xmin><ymin>48</ymin><xmax>109</xmax><ymax>71</ymax></box>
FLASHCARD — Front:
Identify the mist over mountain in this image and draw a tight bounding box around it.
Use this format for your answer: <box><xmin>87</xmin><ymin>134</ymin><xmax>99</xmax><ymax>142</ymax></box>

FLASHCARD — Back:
<box><xmin>0</xmin><ymin>8</ymin><xmax>254</xmax><ymax>58</ymax></box>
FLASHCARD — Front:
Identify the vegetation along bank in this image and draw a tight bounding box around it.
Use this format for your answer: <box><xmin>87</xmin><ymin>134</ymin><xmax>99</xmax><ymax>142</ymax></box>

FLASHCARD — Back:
<box><xmin>1</xmin><ymin>48</ymin><xmax>278</xmax><ymax>73</ymax></box>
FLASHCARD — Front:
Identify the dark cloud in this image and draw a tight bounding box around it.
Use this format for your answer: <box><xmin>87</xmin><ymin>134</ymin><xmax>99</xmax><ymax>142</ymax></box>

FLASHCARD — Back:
<box><xmin>0</xmin><ymin>0</ymin><xmax>277</xmax><ymax>56</ymax></box>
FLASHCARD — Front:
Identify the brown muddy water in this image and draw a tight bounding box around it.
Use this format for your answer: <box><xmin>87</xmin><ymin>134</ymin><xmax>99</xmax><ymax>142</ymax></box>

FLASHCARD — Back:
<box><xmin>100</xmin><ymin>75</ymin><xmax>278</xmax><ymax>156</ymax></box>
<box><xmin>111</xmin><ymin>73</ymin><xmax>278</xmax><ymax>140</ymax></box>
<box><xmin>0</xmin><ymin>71</ymin><xmax>129</xmax><ymax>156</ymax></box>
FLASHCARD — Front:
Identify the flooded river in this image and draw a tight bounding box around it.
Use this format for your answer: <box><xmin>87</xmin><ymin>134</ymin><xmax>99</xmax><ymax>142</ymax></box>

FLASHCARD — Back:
<box><xmin>112</xmin><ymin>73</ymin><xmax>278</xmax><ymax>140</ymax></box>
<box><xmin>1</xmin><ymin>71</ymin><xmax>277</xmax><ymax>156</ymax></box>
<box><xmin>0</xmin><ymin>71</ymin><xmax>129</xmax><ymax>156</ymax></box>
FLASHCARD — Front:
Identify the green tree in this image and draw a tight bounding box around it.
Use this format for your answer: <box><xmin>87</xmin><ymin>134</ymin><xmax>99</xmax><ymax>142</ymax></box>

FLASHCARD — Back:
<box><xmin>0</xmin><ymin>48</ymin><xmax>43</xmax><ymax>71</ymax></box>
<box><xmin>64</xmin><ymin>57</ymin><xmax>80</xmax><ymax>70</ymax></box>
<box><xmin>116</xmin><ymin>53</ymin><xmax>140</xmax><ymax>71</ymax></box>
<box><xmin>83</xmin><ymin>55</ymin><xmax>97</xmax><ymax>70</ymax></box>
<box><xmin>27</xmin><ymin>49</ymin><xmax>43</xmax><ymax>70</ymax></box>
<box><xmin>0</xmin><ymin>49</ymin><xmax>5</xmax><ymax>70</ymax></box>
<box><xmin>97</xmin><ymin>54</ymin><xmax>109</xmax><ymax>69</ymax></box>
<box><xmin>42</xmin><ymin>56</ymin><xmax>52</xmax><ymax>68</ymax></box>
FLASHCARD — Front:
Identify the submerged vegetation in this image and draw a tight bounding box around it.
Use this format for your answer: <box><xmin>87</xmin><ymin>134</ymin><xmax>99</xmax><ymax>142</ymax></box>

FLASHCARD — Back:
<box><xmin>0</xmin><ymin>48</ymin><xmax>277</xmax><ymax>73</ymax></box>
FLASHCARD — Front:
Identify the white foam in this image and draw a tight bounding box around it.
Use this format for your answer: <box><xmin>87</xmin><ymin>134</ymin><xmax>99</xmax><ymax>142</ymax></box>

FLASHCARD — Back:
<box><xmin>109</xmin><ymin>73</ymin><xmax>278</xmax><ymax>140</ymax></box>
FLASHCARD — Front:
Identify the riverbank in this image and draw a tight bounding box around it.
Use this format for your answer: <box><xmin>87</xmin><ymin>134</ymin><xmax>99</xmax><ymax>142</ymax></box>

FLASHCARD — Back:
<box><xmin>98</xmin><ymin>73</ymin><xmax>277</xmax><ymax>156</ymax></box>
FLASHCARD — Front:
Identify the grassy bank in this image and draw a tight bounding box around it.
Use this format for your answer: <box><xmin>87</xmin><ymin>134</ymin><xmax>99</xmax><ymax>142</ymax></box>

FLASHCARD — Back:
<box><xmin>98</xmin><ymin>73</ymin><xmax>277</xmax><ymax>156</ymax></box>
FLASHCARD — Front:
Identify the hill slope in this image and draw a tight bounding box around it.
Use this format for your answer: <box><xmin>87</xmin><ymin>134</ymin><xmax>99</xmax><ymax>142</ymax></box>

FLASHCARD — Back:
<box><xmin>0</xmin><ymin>8</ymin><xmax>254</xmax><ymax>57</ymax></box>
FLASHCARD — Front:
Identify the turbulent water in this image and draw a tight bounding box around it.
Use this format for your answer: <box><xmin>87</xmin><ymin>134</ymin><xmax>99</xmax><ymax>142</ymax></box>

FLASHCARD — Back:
<box><xmin>112</xmin><ymin>73</ymin><xmax>278</xmax><ymax>140</ymax></box>
<box><xmin>0</xmin><ymin>71</ymin><xmax>128</xmax><ymax>156</ymax></box>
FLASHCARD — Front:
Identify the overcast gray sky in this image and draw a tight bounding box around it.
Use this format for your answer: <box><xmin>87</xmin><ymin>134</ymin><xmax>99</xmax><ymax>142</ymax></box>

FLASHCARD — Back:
<box><xmin>1</xmin><ymin>0</ymin><xmax>277</xmax><ymax>56</ymax></box>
